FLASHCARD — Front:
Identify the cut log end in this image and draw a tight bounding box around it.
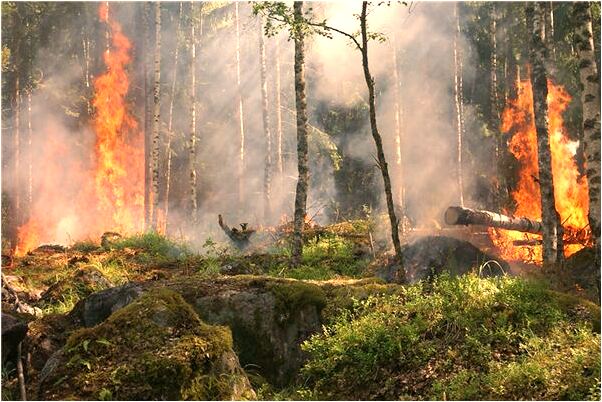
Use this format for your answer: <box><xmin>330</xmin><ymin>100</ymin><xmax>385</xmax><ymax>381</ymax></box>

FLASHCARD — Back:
<box><xmin>444</xmin><ymin>206</ymin><xmax>463</xmax><ymax>225</ymax></box>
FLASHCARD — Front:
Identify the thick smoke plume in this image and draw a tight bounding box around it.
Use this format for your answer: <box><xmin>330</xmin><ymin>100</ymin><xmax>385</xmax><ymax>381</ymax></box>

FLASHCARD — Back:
<box><xmin>3</xmin><ymin>2</ymin><xmax>485</xmax><ymax>252</ymax></box>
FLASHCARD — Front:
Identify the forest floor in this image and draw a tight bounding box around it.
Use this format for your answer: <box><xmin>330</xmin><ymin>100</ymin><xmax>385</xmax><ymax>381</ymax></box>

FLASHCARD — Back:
<box><xmin>1</xmin><ymin>219</ymin><xmax>600</xmax><ymax>400</ymax></box>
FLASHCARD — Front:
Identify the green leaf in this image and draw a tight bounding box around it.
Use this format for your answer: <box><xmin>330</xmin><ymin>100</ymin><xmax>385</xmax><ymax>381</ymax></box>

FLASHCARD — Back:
<box><xmin>82</xmin><ymin>339</ymin><xmax>90</xmax><ymax>352</ymax></box>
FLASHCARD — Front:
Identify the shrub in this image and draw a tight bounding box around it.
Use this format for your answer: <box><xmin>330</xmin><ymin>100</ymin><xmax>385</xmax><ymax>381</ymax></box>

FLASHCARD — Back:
<box><xmin>300</xmin><ymin>274</ymin><xmax>601</xmax><ymax>400</ymax></box>
<box><xmin>111</xmin><ymin>232</ymin><xmax>191</xmax><ymax>263</ymax></box>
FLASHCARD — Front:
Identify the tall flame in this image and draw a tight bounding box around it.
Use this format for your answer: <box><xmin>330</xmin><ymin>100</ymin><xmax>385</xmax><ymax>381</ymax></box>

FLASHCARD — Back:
<box><xmin>92</xmin><ymin>2</ymin><xmax>144</xmax><ymax>233</ymax></box>
<box><xmin>15</xmin><ymin>4</ymin><xmax>143</xmax><ymax>255</ymax></box>
<box><xmin>490</xmin><ymin>77</ymin><xmax>592</xmax><ymax>263</ymax></box>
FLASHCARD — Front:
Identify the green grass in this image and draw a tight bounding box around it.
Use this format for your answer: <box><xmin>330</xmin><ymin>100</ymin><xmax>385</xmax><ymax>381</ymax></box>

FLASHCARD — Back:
<box><xmin>110</xmin><ymin>232</ymin><xmax>193</xmax><ymax>264</ymax></box>
<box><xmin>299</xmin><ymin>274</ymin><xmax>601</xmax><ymax>400</ymax></box>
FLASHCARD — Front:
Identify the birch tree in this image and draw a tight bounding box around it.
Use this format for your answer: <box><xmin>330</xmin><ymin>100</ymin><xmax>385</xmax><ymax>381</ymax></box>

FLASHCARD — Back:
<box><xmin>574</xmin><ymin>1</ymin><xmax>601</xmax><ymax>256</ymax></box>
<box><xmin>235</xmin><ymin>2</ymin><xmax>246</xmax><ymax>206</ymax></box>
<box><xmin>527</xmin><ymin>2</ymin><xmax>563</xmax><ymax>265</ymax></box>
<box><xmin>189</xmin><ymin>1</ymin><xmax>198</xmax><ymax>224</ymax></box>
<box><xmin>163</xmin><ymin>2</ymin><xmax>183</xmax><ymax>234</ymax></box>
<box><xmin>259</xmin><ymin>17</ymin><xmax>273</xmax><ymax>222</ymax></box>
<box><xmin>453</xmin><ymin>3</ymin><xmax>465</xmax><ymax>207</ymax></box>
<box><xmin>150</xmin><ymin>1</ymin><xmax>161</xmax><ymax>230</ymax></box>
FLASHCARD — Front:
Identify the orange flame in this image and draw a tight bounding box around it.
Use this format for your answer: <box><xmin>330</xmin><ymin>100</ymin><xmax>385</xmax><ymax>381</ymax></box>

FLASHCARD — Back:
<box><xmin>490</xmin><ymin>77</ymin><xmax>592</xmax><ymax>263</ymax></box>
<box><xmin>15</xmin><ymin>4</ymin><xmax>143</xmax><ymax>255</ymax></box>
<box><xmin>92</xmin><ymin>2</ymin><xmax>144</xmax><ymax>234</ymax></box>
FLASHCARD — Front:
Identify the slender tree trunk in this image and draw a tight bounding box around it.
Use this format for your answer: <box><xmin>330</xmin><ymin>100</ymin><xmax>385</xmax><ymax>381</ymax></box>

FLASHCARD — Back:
<box><xmin>150</xmin><ymin>2</ymin><xmax>161</xmax><ymax>230</ymax></box>
<box><xmin>259</xmin><ymin>17</ymin><xmax>272</xmax><ymax>222</ymax></box>
<box><xmin>453</xmin><ymin>3</ymin><xmax>464</xmax><ymax>207</ymax></box>
<box><xmin>360</xmin><ymin>2</ymin><xmax>404</xmax><ymax>273</ymax></box>
<box><xmin>235</xmin><ymin>2</ymin><xmax>246</xmax><ymax>206</ymax></box>
<box><xmin>545</xmin><ymin>2</ymin><xmax>556</xmax><ymax>61</ymax></box>
<box><xmin>163</xmin><ymin>2</ymin><xmax>183</xmax><ymax>235</ymax></box>
<box><xmin>391</xmin><ymin>35</ymin><xmax>404</xmax><ymax>223</ymax></box>
<box><xmin>574</xmin><ymin>2</ymin><xmax>601</xmax><ymax>257</ymax></box>
<box><xmin>14</xmin><ymin>76</ymin><xmax>21</xmax><ymax>228</ymax></box>
<box><xmin>275</xmin><ymin>36</ymin><xmax>284</xmax><ymax>187</ymax></box>
<box><xmin>189</xmin><ymin>1</ymin><xmax>198</xmax><ymax>224</ymax></box>
<box><xmin>26</xmin><ymin>91</ymin><xmax>32</xmax><ymax>219</ymax></box>
<box><xmin>143</xmin><ymin>2</ymin><xmax>151</xmax><ymax>230</ymax></box>
<box><xmin>527</xmin><ymin>2</ymin><xmax>563</xmax><ymax>265</ymax></box>
<box><xmin>291</xmin><ymin>1</ymin><xmax>310</xmax><ymax>267</ymax></box>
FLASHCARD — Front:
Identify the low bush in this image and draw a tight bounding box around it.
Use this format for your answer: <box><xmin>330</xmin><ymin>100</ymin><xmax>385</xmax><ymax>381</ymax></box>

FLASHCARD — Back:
<box><xmin>300</xmin><ymin>274</ymin><xmax>601</xmax><ymax>400</ymax></box>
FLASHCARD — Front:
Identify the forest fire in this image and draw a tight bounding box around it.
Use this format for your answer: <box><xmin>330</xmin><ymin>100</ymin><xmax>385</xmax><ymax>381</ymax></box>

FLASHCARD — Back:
<box><xmin>15</xmin><ymin>4</ymin><xmax>143</xmax><ymax>255</ymax></box>
<box><xmin>91</xmin><ymin>3</ymin><xmax>144</xmax><ymax>234</ymax></box>
<box><xmin>489</xmin><ymin>78</ymin><xmax>592</xmax><ymax>263</ymax></box>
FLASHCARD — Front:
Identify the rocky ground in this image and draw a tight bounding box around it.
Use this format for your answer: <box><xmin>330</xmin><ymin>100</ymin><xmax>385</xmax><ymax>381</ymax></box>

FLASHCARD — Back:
<box><xmin>1</xmin><ymin>222</ymin><xmax>600</xmax><ymax>400</ymax></box>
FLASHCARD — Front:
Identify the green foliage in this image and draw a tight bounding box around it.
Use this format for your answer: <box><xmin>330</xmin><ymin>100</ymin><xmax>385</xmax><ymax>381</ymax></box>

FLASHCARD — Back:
<box><xmin>70</xmin><ymin>240</ymin><xmax>100</xmax><ymax>253</ymax></box>
<box><xmin>300</xmin><ymin>274</ymin><xmax>601</xmax><ymax>400</ymax></box>
<box><xmin>110</xmin><ymin>232</ymin><xmax>192</xmax><ymax>264</ymax></box>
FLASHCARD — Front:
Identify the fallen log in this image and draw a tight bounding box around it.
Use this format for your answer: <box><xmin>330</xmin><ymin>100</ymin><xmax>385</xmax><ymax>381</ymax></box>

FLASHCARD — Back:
<box><xmin>444</xmin><ymin>206</ymin><xmax>543</xmax><ymax>234</ymax></box>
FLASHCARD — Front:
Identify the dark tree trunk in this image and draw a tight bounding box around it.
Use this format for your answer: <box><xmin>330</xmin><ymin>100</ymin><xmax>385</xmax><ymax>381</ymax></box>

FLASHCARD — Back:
<box><xmin>291</xmin><ymin>1</ymin><xmax>310</xmax><ymax>267</ymax></box>
<box><xmin>527</xmin><ymin>2</ymin><xmax>563</xmax><ymax>265</ymax></box>
<box><xmin>360</xmin><ymin>2</ymin><xmax>404</xmax><ymax>275</ymax></box>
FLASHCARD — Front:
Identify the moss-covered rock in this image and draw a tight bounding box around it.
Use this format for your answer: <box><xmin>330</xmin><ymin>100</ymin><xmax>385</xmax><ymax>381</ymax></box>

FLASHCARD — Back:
<box><xmin>170</xmin><ymin>275</ymin><xmax>326</xmax><ymax>386</ymax></box>
<box><xmin>39</xmin><ymin>289</ymin><xmax>255</xmax><ymax>400</ymax></box>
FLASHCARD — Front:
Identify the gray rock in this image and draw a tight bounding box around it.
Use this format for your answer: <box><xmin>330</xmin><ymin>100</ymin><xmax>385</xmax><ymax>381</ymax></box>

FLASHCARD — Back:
<box><xmin>69</xmin><ymin>283</ymin><xmax>144</xmax><ymax>327</ymax></box>
<box><xmin>377</xmin><ymin>236</ymin><xmax>508</xmax><ymax>284</ymax></box>
<box><xmin>186</xmin><ymin>279</ymin><xmax>324</xmax><ymax>386</ymax></box>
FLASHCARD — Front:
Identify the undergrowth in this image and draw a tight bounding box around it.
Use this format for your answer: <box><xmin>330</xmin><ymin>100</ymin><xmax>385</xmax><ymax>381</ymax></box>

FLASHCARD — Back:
<box><xmin>299</xmin><ymin>273</ymin><xmax>601</xmax><ymax>400</ymax></box>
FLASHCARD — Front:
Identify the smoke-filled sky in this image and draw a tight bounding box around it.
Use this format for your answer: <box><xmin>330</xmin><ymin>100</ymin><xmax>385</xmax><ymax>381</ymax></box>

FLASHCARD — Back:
<box><xmin>3</xmin><ymin>1</ymin><xmax>486</xmax><ymax>251</ymax></box>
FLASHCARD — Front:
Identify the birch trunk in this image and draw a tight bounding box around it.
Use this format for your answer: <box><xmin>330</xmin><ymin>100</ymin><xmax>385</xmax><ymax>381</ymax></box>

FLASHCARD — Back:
<box><xmin>291</xmin><ymin>1</ymin><xmax>310</xmax><ymax>267</ymax></box>
<box><xmin>143</xmin><ymin>2</ymin><xmax>151</xmax><ymax>230</ymax></box>
<box><xmin>360</xmin><ymin>2</ymin><xmax>404</xmax><ymax>274</ymax></box>
<box><xmin>574</xmin><ymin>2</ymin><xmax>601</xmax><ymax>256</ymax></box>
<box><xmin>275</xmin><ymin>36</ymin><xmax>284</xmax><ymax>186</ymax></box>
<box><xmin>259</xmin><ymin>17</ymin><xmax>272</xmax><ymax>222</ymax></box>
<box><xmin>189</xmin><ymin>1</ymin><xmax>198</xmax><ymax>224</ymax></box>
<box><xmin>235</xmin><ymin>2</ymin><xmax>246</xmax><ymax>206</ymax></box>
<box><xmin>453</xmin><ymin>3</ymin><xmax>464</xmax><ymax>207</ymax></box>
<box><xmin>164</xmin><ymin>1</ymin><xmax>183</xmax><ymax>234</ymax></box>
<box><xmin>391</xmin><ymin>35</ymin><xmax>404</xmax><ymax>220</ymax></box>
<box><xmin>26</xmin><ymin>91</ymin><xmax>32</xmax><ymax>219</ymax></box>
<box><xmin>14</xmin><ymin>76</ymin><xmax>21</xmax><ymax>227</ymax></box>
<box><xmin>150</xmin><ymin>1</ymin><xmax>161</xmax><ymax>230</ymax></box>
<box><xmin>527</xmin><ymin>2</ymin><xmax>563</xmax><ymax>265</ymax></box>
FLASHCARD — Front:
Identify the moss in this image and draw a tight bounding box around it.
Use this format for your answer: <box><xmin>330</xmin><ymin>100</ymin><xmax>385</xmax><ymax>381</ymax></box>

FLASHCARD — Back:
<box><xmin>266</xmin><ymin>280</ymin><xmax>327</xmax><ymax>324</ymax></box>
<box><xmin>38</xmin><ymin>267</ymin><xmax>113</xmax><ymax>314</ymax></box>
<box><xmin>41</xmin><ymin>289</ymin><xmax>251</xmax><ymax>400</ymax></box>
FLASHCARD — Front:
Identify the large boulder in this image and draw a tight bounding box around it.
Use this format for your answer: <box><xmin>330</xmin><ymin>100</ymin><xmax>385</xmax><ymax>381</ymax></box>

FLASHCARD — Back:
<box><xmin>1</xmin><ymin>312</ymin><xmax>28</xmax><ymax>365</ymax></box>
<box><xmin>171</xmin><ymin>276</ymin><xmax>326</xmax><ymax>386</ymax></box>
<box><xmin>377</xmin><ymin>236</ymin><xmax>508</xmax><ymax>284</ymax></box>
<box><xmin>39</xmin><ymin>289</ymin><xmax>256</xmax><ymax>400</ymax></box>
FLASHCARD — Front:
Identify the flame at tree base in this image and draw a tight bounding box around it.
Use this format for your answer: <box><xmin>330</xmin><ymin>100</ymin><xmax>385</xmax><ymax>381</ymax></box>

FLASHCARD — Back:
<box><xmin>490</xmin><ymin>77</ymin><xmax>592</xmax><ymax>264</ymax></box>
<box><xmin>15</xmin><ymin>3</ymin><xmax>143</xmax><ymax>255</ymax></box>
